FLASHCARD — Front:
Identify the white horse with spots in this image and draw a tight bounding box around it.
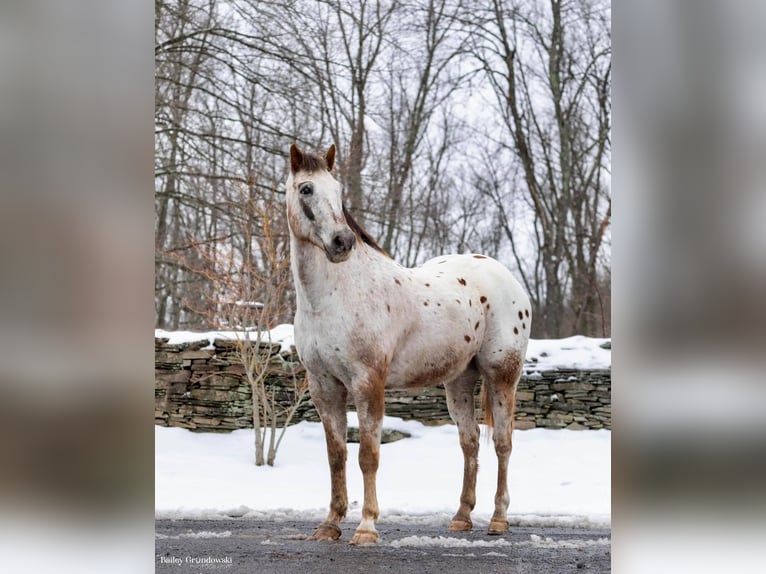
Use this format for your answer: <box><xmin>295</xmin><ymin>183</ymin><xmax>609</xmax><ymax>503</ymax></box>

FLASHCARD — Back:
<box><xmin>286</xmin><ymin>143</ymin><xmax>531</xmax><ymax>545</ymax></box>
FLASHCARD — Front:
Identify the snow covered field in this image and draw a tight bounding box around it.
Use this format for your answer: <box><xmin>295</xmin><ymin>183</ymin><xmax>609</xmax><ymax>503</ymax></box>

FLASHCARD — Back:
<box><xmin>155</xmin><ymin>413</ymin><xmax>610</xmax><ymax>528</ymax></box>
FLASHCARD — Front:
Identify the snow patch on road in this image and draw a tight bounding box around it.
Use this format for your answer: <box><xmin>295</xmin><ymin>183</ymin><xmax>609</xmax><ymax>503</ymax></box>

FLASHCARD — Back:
<box><xmin>155</xmin><ymin>530</ymin><xmax>232</xmax><ymax>540</ymax></box>
<box><xmin>388</xmin><ymin>534</ymin><xmax>610</xmax><ymax>549</ymax></box>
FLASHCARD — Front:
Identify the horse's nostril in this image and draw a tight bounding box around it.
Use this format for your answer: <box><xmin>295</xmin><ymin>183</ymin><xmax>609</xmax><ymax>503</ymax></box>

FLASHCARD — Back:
<box><xmin>332</xmin><ymin>231</ymin><xmax>355</xmax><ymax>253</ymax></box>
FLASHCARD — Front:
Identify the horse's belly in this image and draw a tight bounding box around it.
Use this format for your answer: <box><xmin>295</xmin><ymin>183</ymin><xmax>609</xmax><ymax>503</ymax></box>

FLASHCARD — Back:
<box><xmin>386</xmin><ymin>336</ymin><xmax>474</xmax><ymax>389</ymax></box>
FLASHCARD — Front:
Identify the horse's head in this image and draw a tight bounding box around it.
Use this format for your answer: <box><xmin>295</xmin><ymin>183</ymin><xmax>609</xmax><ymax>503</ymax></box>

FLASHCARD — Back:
<box><xmin>286</xmin><ymin>143</ymin><xmax>357</xmax><ymax>263</ymax></box>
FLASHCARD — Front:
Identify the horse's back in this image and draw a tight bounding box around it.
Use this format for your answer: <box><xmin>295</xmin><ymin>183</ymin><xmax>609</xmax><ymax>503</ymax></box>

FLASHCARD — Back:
<box><xmin>418</xmin><ymin>254</ymin><xmax>529</xmax><ymax>319</ymax></box>
<box><xmin>418</xmin><ymin>254</ymin><xmax>531</xmax><ymax>366</ymax></box>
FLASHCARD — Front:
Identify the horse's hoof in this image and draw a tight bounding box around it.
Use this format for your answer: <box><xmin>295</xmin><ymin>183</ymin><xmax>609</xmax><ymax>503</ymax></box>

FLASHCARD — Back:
<box><xmin>487</xmin><ymin>518</ymin><xmax>509</xmax><ymax>535</ymax></box>
<box><xmin>349</xmin><ymin>529</ymin><xmax>378</xmax><ymax>545</ymax></box>
<box><xmin>448</xmin><ymin>518</ymin><xmax>473</xmax><ymax>531</ymax></box>
<box><xmin>311</xmin><ymin>523</ymin><xmax>342</xmax><ymax>541</ymax></box>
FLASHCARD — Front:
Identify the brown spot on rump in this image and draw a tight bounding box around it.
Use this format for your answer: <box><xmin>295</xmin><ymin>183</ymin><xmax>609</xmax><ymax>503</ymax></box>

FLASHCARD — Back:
<box><xmin>518</xmin><ymin>311</ymin><xmax>523</xmax><ymax>320</ymax></box>
<box><xmin>469</xmin><ymin>299</ymin><xmax>472</xmax><ymax>307</ymax></box>
<box><xmin>457</xmin><ymin>278</ymin><xmax>467</xmax><ymax>286</ymax></box>
<box><xmin>502</xmin><ymin>350</ymin><xmax>523</xmax><ymax>382</ymax></box>
<box><xmin>425</xmin><ymin>283</ymin><xmax>430</xmax><ymax>287</ymax></box>
<box><xmin>525</xmin><ymin>309</ymin><xmax>530</xmax><ymax>318</ymax></box>
<box><xmin>455</xmin><ymin>299</ymin><xmax>461</xmax><ymax>305</ymax></box>
<box><xmin>480</xmin><ymin>296</ymin><xmax>487</xmax><ymax>304</ymax></box>
<box><xmin>522</xmin><ymin>322</ymin><xmax>526</xmax><ymax>329</ymax></box>
<box><xmin>423</xmin><ymin>301</ymin><xmax>429</xmax><ymax>306</ymax></box>
<box><xmin>513</xmin><ymin>327</ymin><xmax>519</xmax><ymax>334</ymax></box>
<box><xmin>473</xmin><ymin>255</ymin><xmax>487</xmax><ymax>259</ymax></box>
<box><xmin>486</xmin><ymin>303</ymin><xmax>490</xmax><ymax>309</ymax></box>
<box><xmin>464</xmin><ymin>335</ymin><xmax>471</xmax><ymax>343</ymax></box>
<box><xmin>474</xmin><ymin>321</ymin><xmax>480</xmax><ymax>330</ymax></box>
<box><xmin>394</xmin><ymin>278</ymin><xmax>401</xmax><ymax>286</ymax></box>
<box><xmin>386</xmin><ymin>304</ymin><xmax>391</xmax><ymax>313</ymax></box>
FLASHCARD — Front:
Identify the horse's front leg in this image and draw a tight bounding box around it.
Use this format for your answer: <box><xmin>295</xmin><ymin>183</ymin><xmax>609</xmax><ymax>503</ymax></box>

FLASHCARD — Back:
<box><xmin>307</xmin><ymin>373</ymin><xmax>349</xmax><ymax>541</ymax></box>
<box><xmin>349</xmin><ymin>378</ymin><xmax>386</xmax><ymax>545</ymax></box>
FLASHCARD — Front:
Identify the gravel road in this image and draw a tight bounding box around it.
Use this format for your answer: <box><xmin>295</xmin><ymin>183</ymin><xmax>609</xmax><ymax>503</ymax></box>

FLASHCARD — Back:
<box><xmin>155</xmin><ymin>519</ymin><xmax>611</xmax><ymax>573</ymax></box>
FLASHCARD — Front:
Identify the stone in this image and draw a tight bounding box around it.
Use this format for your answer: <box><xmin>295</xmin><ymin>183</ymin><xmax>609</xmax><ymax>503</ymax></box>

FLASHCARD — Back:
<box><xmin>190</xmin><ymin>363</ymin><xmax>216</xmax><ymax>372</ymax></box>
<box><xmin>565</xmin><ymin>422</ymin><xmax>587</xmax><ymax>430</ymax></box>
<box><xmin>551</xmin><ymin>382</ymin><xmax>595</xmax><ymax>392</ymax></box>
<box><xmin>514</xmin><ymin>419</ymin><xmax>536</xmax><ymax>430</ymax></box>
<box><xmin>537</xmin><ymin>419</ymin><xmax>567</xmax><ymax>429</ymax></box>
<box><xmin>155</xmin><ymin>370</ymin><xmax>191</xmax><ymax>384</ymax></box>
<box><xmin>346</xmin><ymin>428</ymin><xmax>411</xmax><ymax>444</ymax></box>
<box><xmin>155</xmin><ymin>352</ymin><xmax>183</xmax><ymax>367</ymax></box>
<box><xmin>515</xmin><ymin>391</ymin><xmax>535</xmax><ymax>402</ymax></box>
<box><xmin>181</xmin><ymin>349</ymin><xmax>214</xmax><ymax>360</ymax></box>
<box><xmin>546</xmin><ymin>412</ymin><xmax>574</xmax><ymax>422</ymax></box>
<box><xmin>562</xmin><ymin>390</ymin><xmax>590</xmax><ymax>398</ymax></box>
<box><xmin>516</xmin><ymin>405</ymin><xmax>545</xmax><ymax>415</ymax></box>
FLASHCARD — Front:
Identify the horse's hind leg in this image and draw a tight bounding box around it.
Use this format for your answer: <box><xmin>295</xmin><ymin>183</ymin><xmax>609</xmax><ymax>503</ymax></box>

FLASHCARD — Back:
<box><xmin>307</xmin><ymin>373</ymin><xmax>349</xmax><ymax>541</ymax></box>
<box><xmin>481</xmin><ymin>350</ymin><xmax>523</xmax><ymax>534</ymax></box>
<box><xmin>444</xmin><ymin>368</ymin><xmax>481</xmax><ymax>531</ymax></box>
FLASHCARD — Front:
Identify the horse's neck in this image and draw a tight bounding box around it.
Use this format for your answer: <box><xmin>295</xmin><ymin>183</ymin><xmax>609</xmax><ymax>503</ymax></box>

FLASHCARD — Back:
<box><xmin>291</xmin><ymin>238</ymin><xmax>393</xmax><ymax>312</ymax></box>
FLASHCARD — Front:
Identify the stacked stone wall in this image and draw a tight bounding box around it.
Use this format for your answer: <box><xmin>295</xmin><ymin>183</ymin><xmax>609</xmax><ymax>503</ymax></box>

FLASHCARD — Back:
<box><xmin>155</xmin><ymin>337</ymin><xmax>611</xmax><ymax>432</ymax></box>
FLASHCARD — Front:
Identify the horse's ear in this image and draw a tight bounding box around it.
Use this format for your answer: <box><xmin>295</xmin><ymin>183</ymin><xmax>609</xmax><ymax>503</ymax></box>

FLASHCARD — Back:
<box><xmin>290</xmin><ymin>144</ymin><xmax>304</xmax><ymax>173</ymax></box>
<box><xmin>324</xmin><ymin>144</ymin><xmax>336</xmax><ymax>171</ymax></box>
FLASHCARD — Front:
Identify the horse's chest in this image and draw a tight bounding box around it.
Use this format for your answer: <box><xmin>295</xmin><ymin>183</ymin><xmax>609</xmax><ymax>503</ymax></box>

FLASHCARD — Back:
<box><xmin>294</xmin><ymin>309</ymin><xmax>390</xmax><ymax>382</ymax></box>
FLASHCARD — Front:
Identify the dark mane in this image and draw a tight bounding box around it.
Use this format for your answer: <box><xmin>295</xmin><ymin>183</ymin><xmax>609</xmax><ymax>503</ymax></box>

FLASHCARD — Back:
<box><xmin>342</xmin><ymin>204</ymin><xmax>388</xmax><ymax>256</ymax></box>
<box><xmin>297</xmin><ymin>151</ymin><xmax>328</xmax><ymax>173</ymax></box>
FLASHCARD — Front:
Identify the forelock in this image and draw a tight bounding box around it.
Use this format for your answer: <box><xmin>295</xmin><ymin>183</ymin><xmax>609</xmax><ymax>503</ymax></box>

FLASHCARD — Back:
<box><xmin>296</xmin><ymin>152</ymin><xmax>327</xmax><ymax>173</ymax></box>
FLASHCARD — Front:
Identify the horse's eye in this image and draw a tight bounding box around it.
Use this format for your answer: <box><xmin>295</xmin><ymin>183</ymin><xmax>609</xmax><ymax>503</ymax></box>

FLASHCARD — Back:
<box><xmin>299</xmin><ymin>183</ymin><xmax>313</xmax><ymax>196</ymax></box>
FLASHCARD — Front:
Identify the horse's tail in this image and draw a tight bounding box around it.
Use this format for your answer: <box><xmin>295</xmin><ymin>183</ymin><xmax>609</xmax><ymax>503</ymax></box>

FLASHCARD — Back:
<box><xmin>480</xmin><ymin>380</ymin><xmax>493</xmax><ymax>443</ymax></box>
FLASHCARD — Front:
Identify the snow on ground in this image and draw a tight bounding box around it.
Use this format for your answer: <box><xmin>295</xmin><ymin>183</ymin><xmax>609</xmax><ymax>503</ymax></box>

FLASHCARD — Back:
<box><xmin>155</xmin><ymin>413</ymin><xmax>610</xmax><ymax>528</ymax></box>
<box><xmin>388</xmin><ymin>534</ymin><xmax>611</xmax><ymax>548</ymax></box>
<box><xmin>155</xmin><ymin>531</ymin><xmax>233</xmax><ymax>540</ymax></box>
<box><xmin>525</xmin><ymin>336</ymin><xmax>610</xmax><ymax>370</ymax></box>
<box><xmin>155</xmin><ymin>326</ymin><xmax>611</xmax><ymax>370</ymax></box>
<box><xmin>155</xmin><ymin>324</ymin><xmax>296</xmax><ymax>354</ymax></box>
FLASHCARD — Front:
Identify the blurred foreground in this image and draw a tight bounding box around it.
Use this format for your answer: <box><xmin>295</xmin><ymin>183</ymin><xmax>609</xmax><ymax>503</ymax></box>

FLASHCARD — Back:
<box><xmin>0</xmin><ymin>1</ymin><xmax>764</xmax><ymax>573</ymax></box>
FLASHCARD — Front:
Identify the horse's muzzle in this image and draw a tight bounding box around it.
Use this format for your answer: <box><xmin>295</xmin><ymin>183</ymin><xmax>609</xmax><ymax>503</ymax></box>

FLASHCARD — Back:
<box><xmin>326</xmin><ymin>229</ymin><xmax>356</xmax><ymax>263</ymax></box>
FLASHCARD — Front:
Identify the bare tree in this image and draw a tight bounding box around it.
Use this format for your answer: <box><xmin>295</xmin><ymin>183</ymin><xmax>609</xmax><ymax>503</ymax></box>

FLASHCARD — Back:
<box><xmin>189</xmin><ymin>184</ymin><xmax>307</xmax><ymax>466</ymax></box>
<box><xmin>471</xmin><ymin>0</ymin><xmax>611</xmax><ymax>336</ymax></box>
<box><xmin>154</xmin><ymin>0</ymin><xmax>612</xmax><ymax>339</ymax></box>
<box><xmin>377</xmin><ymin>0</ymin><xmax>473</xmax><ymax>257</ymax></box>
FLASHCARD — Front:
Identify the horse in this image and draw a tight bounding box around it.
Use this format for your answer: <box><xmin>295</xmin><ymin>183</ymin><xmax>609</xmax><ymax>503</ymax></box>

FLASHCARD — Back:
<box><xmin>286</xmin><ymin>143</ymin><xmax>531</xmax><ymax>545</ymax></box>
